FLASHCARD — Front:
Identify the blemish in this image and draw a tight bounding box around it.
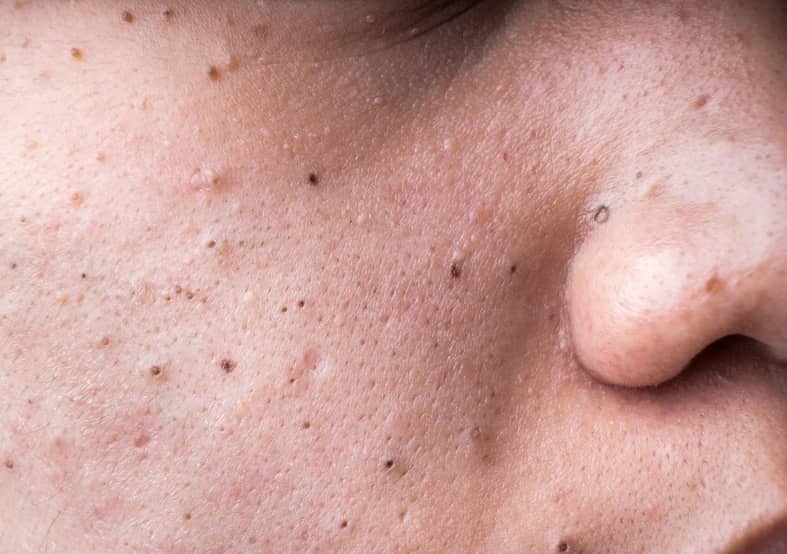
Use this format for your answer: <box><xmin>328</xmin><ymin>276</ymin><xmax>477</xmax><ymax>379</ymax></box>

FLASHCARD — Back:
<box><xmin>133</xmin><ymin>433</ymin><xmax>150</xmax><ymax>448</ymax></box>
<box><xmin>121</xmin><ymin>10</ymin><xmax>135</xmax><ymax>23</ymax></box>
<box><xmin>162</xmin><ymin>8</ymin><xmax>174</xmax><ymax>19</ymax></box>
<box><xmin>26</xmin><ymin>140</ymin><xmax>38</xmax><ymax>151</ymax></box>
<box><xmin>280</xmin><ymin>306</ymin><xmax>288</xmax><ymax>313</ymax></box>
<box><xmin>308</xmin><ymin>172</ymin><xmax>319</xmax><ymax>186</ymax></box>
<box><xmin>340</xmin><ymin>519</ymin><xmax>349</xmax><ymax>528</ymax></box>
<box><xmin>705</xmin><ymin>275</ymin><xmax>724</xmax><ymax>294</ymax></box>
<box><xmin>502</xmin><ymin>151</ymin><xmax>509</xmax><ymax>162</ymax></box>
<box><xmin>0</xmin><ymin>53</ymin><xmax>6</xmax><ymax>64</ymax></box>
<box><xmin>189</xmin><ymin>166</ymin><xmax>220</xmax><ymax>191</ymax></box>
<box><xmin>220</xmin><ymin>359</ymin><xmax>237</xmax><ymax>373</ymax></box>
<box><xmin>226</xmin><ymin>55</ymin><xmax>240</xmax><ymax>72</ymax></box>
<box><xmin>70</xmin><ymin>47</ymin><xmax>83</xmax><ymax>60</ymax></box>
<box><xmin>557</xmin><ymin>541</ymin><xmax>569</xmax><ymax>552</ymax></box>
<box><xmin>693</xmin><ymin>94</ymin><xmax>710</xmax><ymax>109</ymax></box>
<box><xmin>10</xmin><ymin>263</ymin><xmax>17</xmax><ymax>270</ymax></box>
<box><xmin>81</xmin><ymin>273</ymin><xmax>87</xmax><ymax>279</ymax></box>
<box><xmin>96</xmin><ymin>152</ymin><xmax>106</xmax><ymax>162</ymax></box>
<box><xmin>207</xmin><ymin>65</ymin><xmax>220</xmax><ymax>81</ymax></box>
<box><xmin>297</xmin><ymin>300</ymin><xmax>305</xmax><ymax>308</ymax></box>
<box><xmin>593</xmin><ymin>205</ymin><xmax>609</xmax><ymax>224</ymax></box>
<box><xmin>365</xmin><ymin>14</ymin><xmax>377</xmax><ymax>24</ymax></box>
<box><xmin>150</xmin><ymin>365</ymin><xmax>162</xmax><ymax>376</ymax></box>
<box><xmin>510</xmin><ymin>264</ymin><xmax>517</xmax><ymax>274</ymax></box>
<box><xmin>385</xmin><ymin>459</ymin><xmax>395</xmax><ymax>470</ymax></box>
<box><xmin>471</xmin><ymin>427</ymin><xmax>481</xmax><ymax>439</ymax></box>
<box><xmin>71</xmin><ymin>192</ymin><xmax>85</xmax><ymax>207</ymax></box>
<box><xmin>183</xmin><ymin>512</ymin><xmax>192</xmax><ymax>521</ymax></box>
<box><xmin>206</xmin><ymin>239</ymin><xmax>216</xmax><ymax>249</ymax></box>
<box><xmin>635</xmin><ymin>171</ymin><xmax>643</xmax><ymax>179</ymax></box>
<box><xmin>99</xmin><ymin>336</ymin><xmax>111</xmax><ymax>347</ymax></box>
<box><xmin>4</xmin><ymin>459</ymin><xmax>13</xmax><ymax>469</ymax></box>
<box><xmin>450</xmin><ymin>262</ymin><xmax>462</xmax><ymax>279</ymax></box>
<box><xmin>301</xmin><ymin>421</ymin><xmax>311</xmax><ymax>429</ymax></box>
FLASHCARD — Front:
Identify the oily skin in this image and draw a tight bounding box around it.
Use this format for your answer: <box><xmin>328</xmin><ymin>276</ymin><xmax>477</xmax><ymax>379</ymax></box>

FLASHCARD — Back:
<box><xmin>1</xmin><ymin>1</ymin><xmax>786</xmax><ymax>552</ymax></box>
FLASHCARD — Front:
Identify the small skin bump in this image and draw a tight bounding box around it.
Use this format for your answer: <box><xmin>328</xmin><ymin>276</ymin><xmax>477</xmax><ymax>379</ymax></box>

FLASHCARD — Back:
<box><xmin>593</xmin><ymin>205</ymin><xmax>609</xmax><ymax>224</ymax></box>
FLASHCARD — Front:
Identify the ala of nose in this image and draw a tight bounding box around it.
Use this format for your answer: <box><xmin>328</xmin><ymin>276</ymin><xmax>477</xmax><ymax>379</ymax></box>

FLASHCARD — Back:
<box><xmin>566</xmin><ymin>144</ymin><xmax>787</xmax><ymax>387</ymax></box>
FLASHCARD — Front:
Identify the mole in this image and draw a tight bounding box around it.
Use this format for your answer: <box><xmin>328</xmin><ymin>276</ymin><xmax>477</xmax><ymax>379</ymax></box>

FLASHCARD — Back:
<box><xmin>121</xmin><ymin>10</ymin><xmax>135</xmax><ymax>23</ymax></box>
<box><xmin>220</xmin><ymin>359</ymin><xmax>237</xmax><ymax>373</ymax></box>
<box><xmin>150</xmin><ymin>365</ymin><xmax>162</xmax><ymax>376</ymax></box>
<box><xmin>208</xmin><ymin>65</ymin><xmax>220</xmax><ymax>81</ymax></box>
<box><xmin>162</xmin><ymin>8</ymin><xmax>174</xmax><ymax>19</ymax></box>
<box><xmin>308</xmin><ymin>172</ymin><xmax>319</xmax><ymax>186</ymax></box>
<box><xmin>70</xmin><ymin>47</ymin><xmax>83</xmax><ymax>60</ymax></box>
<box><xmin>450</xmin><ymin>262</ymin><xmax>462</xmax><ymax>278</ymax></box>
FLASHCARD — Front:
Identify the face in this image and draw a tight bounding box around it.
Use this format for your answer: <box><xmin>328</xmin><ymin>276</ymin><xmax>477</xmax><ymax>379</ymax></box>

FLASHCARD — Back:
<box><xmin>1</xmin><ymin>1</ymin><xmax>786</xmax><ymax>552</ymax></box>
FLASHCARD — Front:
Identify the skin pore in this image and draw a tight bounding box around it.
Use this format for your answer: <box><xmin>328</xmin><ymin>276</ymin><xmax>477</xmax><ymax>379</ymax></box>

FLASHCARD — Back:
<box><xmin>1</xmin><ymin>1</ymin><xmax>786</xmax><ymax>552</ymax></box>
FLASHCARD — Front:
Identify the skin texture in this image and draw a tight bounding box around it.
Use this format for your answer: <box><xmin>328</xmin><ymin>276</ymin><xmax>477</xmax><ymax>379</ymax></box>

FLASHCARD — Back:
<box><xmin>0</xmin><ymin>1</ymin><xmax>786</xmax><ymax>552</ymax></box>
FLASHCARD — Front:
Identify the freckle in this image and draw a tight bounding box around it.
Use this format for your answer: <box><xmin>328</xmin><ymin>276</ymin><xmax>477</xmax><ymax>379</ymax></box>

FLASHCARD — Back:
<box><xmin>593</xmin><ymin>205</ymin><xmax>609</xmax><ymax>224</ymax></box>
<box><xmin>220</xmin><ymin>358</ymin><xmax>237</xmax><ymax>373</ymax></box>
<box><xmin>71</xmin><ymin>191</ymin><xmax>85</xmax><ymax>207</ymax></box>
<box><xmin>81</xmin><ymin>273</ymin><xmax>87</xmax><ymax>279</ymax></box>
<box><xmin>26</xmin><ymin>140</ymin><xmax>38</xmax><ymax>151</ymax></box>
<box><xmin>4</xmin><ymin>459</ymin><xmax>13</xmax><ymax>469</ymax></box>
<box><xmin>297</xmin><ymin>300</ymin><xmax>305</xmax><ymax>308</ymax></box>
<box><xmin>99</xmin><ymin>336</ymin><xmax>110</xmax><ymax>347</ymax></box>
<box><xmin>186</xmin><ymin>291</ymin><xmax>194</xmax><ymax>300</ymax></box>
<box><xmin>280</xmin><ymin>306</ymin><xmax>288</xmax><ymax>313</ymax></box>
<box><xmin>693</xmin><ymin>94</ymin><xmax>710</xmax><ymax>109</ymax></box>
<box><xmin>510</xmin><ymin>264</ymin><xmax>517</xmax><ymax>274</ymax></box>
<box><xmin>302</xmin><ymin>421</ymin><xmax>311</xmax><ymax>429</ymax></box>
<box><xmin>150</xmin><ymin>365</ymin><xmax>162</xmax><ymax>376</ymax></box>
<box><xmin>70</xmin><ymin>47</ymin><xmax>83</xmax><ymax>60</ymax></box>
<box><xmin>121</xmin><ymin>10</ymin><xmax>135</xmax><ymax>23</ymax></box>
<box><xmin>340</xmin><ymin>520</ymin><xmax>349</xmax><ymax>528</ymax></box>
<box><xmin>162</xmin><ymin>8</ymin><xmax>174</xmax><ymax>19</ymax></box>
<box><xmin>10</xmin><ymin>263</ymin><xmax>17</xmax><ymax>270</ymax></box>
<box><xmin>206</xmin><ymin>239</ymin><xmax>216</xmax><ymax>249</ymax></box>
<box><xmin>450</xmin><ymin>262</ymin><xmax>462</xmax><ymax>279</ymax></box>
<box><xmin>133</xmin><ymin>433</ymin><xmax>150</xmax><ymax>448</ymax></box>
<box><xmin>183</xmin><ymin>512</ymin><xmax>192</xmax><ymax>521</ymax></box>
<box><xmin>635</xmin><ymin>171</ymin><xmax>643</xmax><ymax>179</ymax></box>
<box><xmin>174</xmin><ymin>285</ymin><xmax>182</xmax><ymax>294</ymax></box>
<box><xmin>0</xmin><ymin>53</ymin><xmax>5</xmax><ymax>64</ymax></box>
<box><xmin>207</xmin><ymin>65</ymin><xmax>220</xmax><ymax>80</ymax></box>
<box><xmin>308</xmin><ymin>172</ymin><xmax>319</xmax><ymax>186</ymax></box>
<box><xmin>705</xmin><ymin>275</ymin><xmax>724</xmax><ymax>294</ymax></box>
<box><xmin>96</xmin><ymin>152</ymin><xmax>106</xmax><ymax>162</ymax></box>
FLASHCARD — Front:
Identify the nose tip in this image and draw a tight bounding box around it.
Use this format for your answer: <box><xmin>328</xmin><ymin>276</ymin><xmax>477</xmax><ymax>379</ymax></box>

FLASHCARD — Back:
<box><xmin>566</xmin><ymin>145</ymin><xmax>787</xmax><ymax>387</ymax></box>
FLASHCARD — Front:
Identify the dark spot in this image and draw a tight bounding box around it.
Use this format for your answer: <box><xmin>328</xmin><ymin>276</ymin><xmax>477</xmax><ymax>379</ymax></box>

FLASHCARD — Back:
<box><xmin>150</xmin><ymin>365</ymin><xmax>162</xmax><ymax>376</ymax></box>
<box><xmin>70</xmin><ymin>47</ymin><xmax>83</xmax><ymax>60</ymax></box>
<box><xmin>185</xmin><ymin>291</ymin><xmax>195</xmax><ymax>300</ymax></box>
<box><xmin>183</xmin><ymin>512</ymin><xmax>192</xmax><ymax>520</ymax></box>
<box><xmin>11</xmin><ymin>263</ymin><xmax>17</xmax><ymax>270</ymax></box>
<box><xmin>705</xmin><ymin>275</ymin><xmax>724</xmax><ymax>294</ymax></box>
<box><xmin>81</xmin><ymin>273</ymin><xmax>87</xmax><ymax>279</ymax></box>
<box><xmin>308</xmin><ymin>172</ymin><xmax>319</xmax><ymax>186</ymax></box>
<box><xmin>280</xmin><ymin>306</ymin><xmax>288</xmax><ymax>313</ymax></box>
<box><xmin>4</xmin><ymin>459</ymin><xmax>13</xmax><ymax>469</ymax></box>
<box><xmin>133</xmin><ymin>433</ymin><xmax>150</xmax><ymax>448</ymax></box>
<box><xmin>385</xmin><ymin>459</ymin><xmax>395</xmax><ymax>470</ymax></box>
<box><xmin>175</xmin><ymin>285</ymin><xmax>182</xmax><ymax>294</ymax></box>
<box><xmin>693</xmin><ymin>94</ymin><xmax>710</xmax><ymax>109</ymax></box>
<box><xmin>340</xmin><ymin>520</ymin><xmax>348</xmax><ymax>529</ymax></box>
<box><xmin>206</xmin><ymin>240</ymin><xmax>216</xmax><ymax>248</ymax></box>
<box><xmin>162</xmin><ymin>8</ymin><xmax>174</xmax><ymax>19</ymax></box>
<box><xmin>220</xmin><ymin>359</ymin><xmax>237</xmax><ymax>373</ymax></box>
<box><xmin>502</xmin><ymin>151</ymin><xmax>509</xmax><ymax>162</ymax></box>
<box><xmin>121</xmin><ymin>10</ymin><xmax>135</xmax><ymax>23</ymax></box>
<box><xmin>302</xmin><ymin>421</ymin><xmax>311</xmax><ymax>429</ymax></box>
<box><xmin>509</xmin><ymin>264</ymin><xmax>517</xmax><ymax>274</ymax></box>
<box><xmin>557</xmin><ymin>542</ymin><xmax>569</xmax><ymax>552</ymax></box>
<box><xmin>99</xmin><ymin>336</ymin><xmax>111</xmax><ymax>347</ymax></box>
<box><xmin>450</xmin><ymin>262</ymin><xmax>462</xmax><ymax>279</ymax></box>
<box><xmin>208</xmin><ymin>65</ymin><xmax>220</xmax><ymax>80</ymax></box>
<box><xmin>593</xmin><ymin>205</ymin><xmax>609</xmax><ymax>224</ymax></box>
<box><xmin>297</xmin><ymin>300</ymin><xmax>305</xmax><ymax>308</ymax></box>
<box><xmin>635</xmin><ymin>171</ymin><xmax>643</xmax><ymax>179</ymax></box>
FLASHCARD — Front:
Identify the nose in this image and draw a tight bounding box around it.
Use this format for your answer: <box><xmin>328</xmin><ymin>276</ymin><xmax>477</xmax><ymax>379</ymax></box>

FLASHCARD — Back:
<box><xmin>566</xmin><ymin>141</ymin><xmax>787</xmax><ymax>387</ymax></box>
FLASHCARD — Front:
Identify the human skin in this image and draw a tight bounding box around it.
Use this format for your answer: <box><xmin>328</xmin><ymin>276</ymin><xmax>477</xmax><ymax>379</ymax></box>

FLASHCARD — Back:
<box><xmin>1</xmin><ymin>0</ymin><xmax>786</xmax><ymax>552</ymax></box>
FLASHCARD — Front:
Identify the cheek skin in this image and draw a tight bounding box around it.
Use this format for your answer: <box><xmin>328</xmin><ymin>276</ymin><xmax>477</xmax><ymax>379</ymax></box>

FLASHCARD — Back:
<box><xmin>1</xmin><ymin>1</ymin><xmax>786</xmax><ymax>552</ymax></box>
